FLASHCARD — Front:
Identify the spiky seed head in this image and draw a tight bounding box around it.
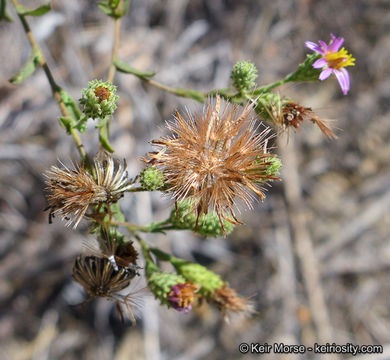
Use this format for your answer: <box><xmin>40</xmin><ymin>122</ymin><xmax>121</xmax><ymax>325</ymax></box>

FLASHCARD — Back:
<box><xmin>44</xmin><ymin>152</ymin><xmax>133</xmax><ymax>228</ymax></box>
<box><xmin>145</xmin><ymin>96</ymin><xmax>278</xmax><ymax>234</ymax></box>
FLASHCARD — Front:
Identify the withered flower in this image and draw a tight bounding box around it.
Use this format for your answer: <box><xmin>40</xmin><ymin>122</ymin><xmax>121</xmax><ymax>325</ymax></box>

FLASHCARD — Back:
<box><xmin>211</xmin><ymin>285</ymin><xmax>255</xmax><ymax>319</ymax></box>
<box><xmin>145</xmin><ymin>96</ymin><xmax>278</xmax><ymax>234</ymax></box>
<box><xmin>167</xmin><ymin>282</ymin><xmax>200</xmax><ymax>313</ymax></box>
<box><xmin>281</xmin><ymin>102</ymin><xmax>337</xmax><ymax>140</ymax></box>
<box><xmin>72</xmin><ymin>255</ymin><xmax>145</xmax><ymax>323</ymax></box>
<box><xmin>45</xmin><ymin>152</ymin><xmax>133</xmax><ymax>228</ymax></box>
<box><xmin>265</xmin><ymin>98</ymin><xmax>337</xmax><ymax>140</ymax></box>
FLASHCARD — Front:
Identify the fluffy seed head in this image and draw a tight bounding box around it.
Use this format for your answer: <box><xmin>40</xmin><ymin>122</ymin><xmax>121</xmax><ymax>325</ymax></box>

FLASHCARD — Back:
<box><xmin>44</xmin><ymin>152</ymin><xmax>133</xmax><ymax>228</ymax></box>
<box><xmin>145</xmin><ymin>96</ymin><xmax>278</xmax><ymax>233</ymax></box>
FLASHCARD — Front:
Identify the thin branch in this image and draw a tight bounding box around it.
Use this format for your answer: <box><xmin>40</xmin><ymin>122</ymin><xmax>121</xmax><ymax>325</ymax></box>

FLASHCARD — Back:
<box><xmin>107</xmin><ymin>5</ymin><xmax>122</xmax><ymax>83</ymax></box>
<box><xmin>10</xmin><ymin>0</ymin><xmax>87</xmax><ymax>162</ymax></box>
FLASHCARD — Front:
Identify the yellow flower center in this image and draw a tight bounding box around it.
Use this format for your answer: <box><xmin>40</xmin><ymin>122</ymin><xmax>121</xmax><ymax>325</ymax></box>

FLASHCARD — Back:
<box><xmin>325</xmin><ymin>48</ymin><xmax>355</xmax><ymax>70</ymax></box>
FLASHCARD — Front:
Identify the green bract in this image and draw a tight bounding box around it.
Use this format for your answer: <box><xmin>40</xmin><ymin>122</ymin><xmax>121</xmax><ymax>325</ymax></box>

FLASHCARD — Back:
<box><xmin>170</xmin><ymin>258</ymin><xmax>224</xmax><ymax>297</ymax></box>
<box><xmin>170</xmin><ymin>200</ymin><xmax>235</xmax><ymax>237</ymax></box>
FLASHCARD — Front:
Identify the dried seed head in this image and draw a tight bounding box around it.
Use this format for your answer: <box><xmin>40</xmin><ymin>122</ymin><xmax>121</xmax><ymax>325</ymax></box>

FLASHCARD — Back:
<box><xmin>145</xmin><ymin>96</ymin><xmax>278</xmax><ymax>234</ymax></box>
<box><xmin>72</xmin><ymin>255</ymin><xmax>146</xmax><ymax>323</ymax></box>
<box><xmin>72</xmin><ymin>255</ymin><xmax>134</xmax><ymax>298</ymax></box>
<box><xmin>44</xmin><ymin>152</ymin><xmax>133</xmax><ymax>228</ymax></box>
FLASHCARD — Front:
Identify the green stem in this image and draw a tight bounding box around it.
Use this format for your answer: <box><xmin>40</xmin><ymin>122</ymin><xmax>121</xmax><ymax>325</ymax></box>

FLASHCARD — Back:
<box><xmin>111</xmin><ymin>218</ymin><xmax>172</xmax><ymax>233</ymax></box>
<box><xmin>11</xmin><ymin>0</ymin><xmax>87</xmax><ymax>163</ymax></box>
<box><xmin>253</xmin><ymin>72</ymin><xmax>297</xmax><ymax>95</ymax></box>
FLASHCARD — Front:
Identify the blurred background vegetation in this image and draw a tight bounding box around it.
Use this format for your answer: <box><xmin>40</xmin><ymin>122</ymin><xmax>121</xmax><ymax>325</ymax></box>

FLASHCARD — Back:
<box><xmin>0</xmin><ymin>0</ymin><xmax>389</xmax><ymax>359</ymax></box>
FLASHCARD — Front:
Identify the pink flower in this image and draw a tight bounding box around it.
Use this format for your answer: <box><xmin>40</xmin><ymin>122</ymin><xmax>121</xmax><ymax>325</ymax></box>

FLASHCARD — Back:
<box><xmin>306</xmin><ymin>34</ymin><xmax>355</xmax><ymax>95</ymax></box>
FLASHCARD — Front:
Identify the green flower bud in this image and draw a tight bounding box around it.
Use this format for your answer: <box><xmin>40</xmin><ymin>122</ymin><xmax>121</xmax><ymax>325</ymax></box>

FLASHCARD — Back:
<box><xmin>170</xmin><ymin>259</ymin><xmax>224</xmax><ymax>297</ymax></box>
<box><xmin>140</xmin><ymin>167</ymin><xmax>165</xmax><ymax>191</ymax></box>
<box><xmin>170</xmin><ymin>200</ymin><xmax>234</xmax><ymax>237</ymax></box>
<box><xmin>147</xmin><ymin>271</ymin><xmax>187</xmax><ymax>306</ymax></box>
<box><xmin>231</xmin><ymin>61</ymin><xmax>258</xmax><ymax>92</ymax></box>
<box><xmin>79</xmin><ymin>80</ymin><xmax>119</xmax><ymax>120</ymax></box>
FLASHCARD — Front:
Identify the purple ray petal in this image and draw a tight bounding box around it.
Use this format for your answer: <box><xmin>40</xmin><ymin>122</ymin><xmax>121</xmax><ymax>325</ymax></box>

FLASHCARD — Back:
<box><xmin>329</xmin><ymin>36</ymin><xmax>344</xmax><ymax>52</ymax></box>
<box><xmin>305</xmin><ymin>41</ymin><xmax>324</xmax><ymax>54</ymax></box>
<box><xmin>334</xmin><ymin>69</ymin><xmax>350</xmax><ymax>95</ymax></box>
<box><xmin>318</xmin><ymin>40</ymin><xmax>328</xmax><ymax>52</ymax></box>
<box><xmin>313</xmin><ymin>58</ymin><xmax>328</xmax><ymax>69</ymax></box>
<box><xmin>319</xmin><ymin>68</ymin><xmax>333</xmax><ymax>81</ymax></box>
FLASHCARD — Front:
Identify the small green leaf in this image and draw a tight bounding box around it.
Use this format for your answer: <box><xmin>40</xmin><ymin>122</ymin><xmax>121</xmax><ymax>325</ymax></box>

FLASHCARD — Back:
<box><xmin>15</xmin><ymin>3</ymin><xmax>51</xmax><ymax>17</ymax></box>
<box><xmin>97</xmin><ymin>1</ymin><xmax>112</xmax><ymax>16</ymax></box>
<box><xmin>9</xmin><ymin>48</ymin><xmax>42</xmax><ymax>84</ymax></box>
<box><xmin>97</xmin><ymin>118</ymin><xmax>114</xmax><ymax>153</ymax></box>
<box><xmin>59</xmin><ymin>117</ymin><xmax>73</xmax><ymax>134</ymax></box>
<box><xmin>114</xmin><ymin>60</ymin><xmax>156</xmax><ymax>79</ymax></box>
<box><xmin>73</xmin><ymin>115</ymin><xmax>88</xmax><ymax>133</ymax></box>
<box><xmin>0</xmin><ymin>0</ymin><xmax>13</xmax><ymax>21</ymax></box>
<box><xmin>58</xmin><ymin>89</ymin><xmax>82</xmax><ymax>123</ymax></box>
<box><xmin>108</xmin><ymin>0</ymin><xmax>120</xmax><ymax>8</ymax></box>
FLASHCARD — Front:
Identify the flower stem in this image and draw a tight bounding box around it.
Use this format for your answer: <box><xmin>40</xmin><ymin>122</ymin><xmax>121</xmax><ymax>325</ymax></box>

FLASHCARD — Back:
<box><xmin>10</xmin><ymin>0</ymin><xmax>87</xmax><ymax>163</ymax></box>
<box><xmin>111</xmin><ymin>219</ymin><xmax>172</xmax><ymax>233</ymax></box>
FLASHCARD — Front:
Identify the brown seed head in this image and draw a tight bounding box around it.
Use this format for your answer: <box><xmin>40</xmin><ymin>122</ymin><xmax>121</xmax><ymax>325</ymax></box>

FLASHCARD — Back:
<box><xmin>145</xmin><ymin>96</ymin><xmax>276</xmax><ymax>232</ymax></box>
<box><xmin>94</xmin><ymin>86</ymin><xmax>111</xmax><ymax>103</ymax></box>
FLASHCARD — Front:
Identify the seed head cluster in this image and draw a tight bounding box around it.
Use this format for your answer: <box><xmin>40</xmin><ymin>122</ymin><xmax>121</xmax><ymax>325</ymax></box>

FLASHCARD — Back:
<box><xmin>145</xmin><ymin>96</ymin><xmax>279</xmax><ymax>233</ymax></box>
<box><xmin>45</xmin><ymin>152</ymin><xmax>133</xmax><ymax>228</ymax></box>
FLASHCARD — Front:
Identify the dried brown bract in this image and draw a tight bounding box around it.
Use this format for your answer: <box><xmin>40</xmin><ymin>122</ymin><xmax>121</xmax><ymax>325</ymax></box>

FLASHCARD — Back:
<box><xmin>44</xmin><ymin>152</ymin><xmax>133</xmax><ymax>228</ymax></box>
<box><xmin>145</xmin><ymin>96</ymin><xmax>277</xmax><ymax>233</ymax></box>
